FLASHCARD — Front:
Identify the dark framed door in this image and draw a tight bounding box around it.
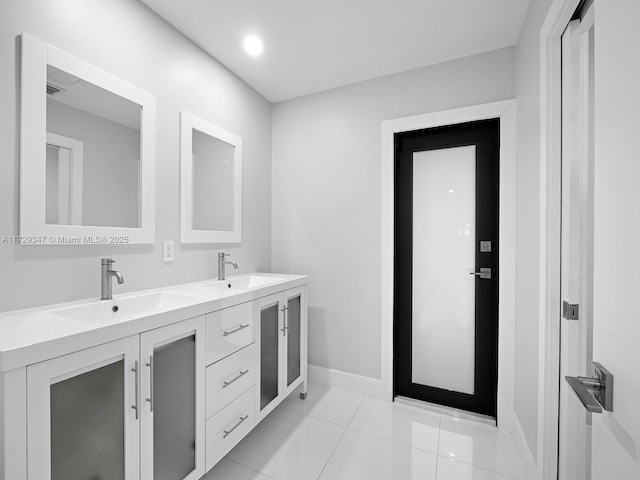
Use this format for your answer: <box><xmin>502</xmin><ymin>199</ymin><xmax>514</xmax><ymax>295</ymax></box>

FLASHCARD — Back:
<box><xmin>393</xmin><ymin>119</ymin><xmax>499</xmax><ymax>417</ymax></box>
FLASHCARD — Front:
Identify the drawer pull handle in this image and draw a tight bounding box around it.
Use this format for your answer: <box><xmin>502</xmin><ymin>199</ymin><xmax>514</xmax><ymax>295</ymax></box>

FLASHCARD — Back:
<box><xmin>223</xmin><ymin>414</ymin><xmax>249</xmax><ymax>438</ymax></box>
<box><xmin>223</xmin><ymin>324</ymin><xmax>250</xmax><ymax>337</ymax></box>
<box><xmin>223</xmin><ymin>369</ymin><xmax>250</xmax><ymax>388</ymax></box>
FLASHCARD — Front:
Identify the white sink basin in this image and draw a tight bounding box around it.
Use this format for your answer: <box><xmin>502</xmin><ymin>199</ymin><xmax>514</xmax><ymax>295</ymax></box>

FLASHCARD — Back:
<box><xmin>51</xmin><ymin>292</ymin><xmax>198</xmax><ymax>323</ymax></box>
<box><xmin>170</xmin><ymin>275</ymin><xmax>284</xmax><ymax>299</ymax></box>
<box><xmin>220</xmin><ymin>274</ymin><xmax>284</xmax><ymax>290</ymax></box>
<box><xmin>175</xmin><ymin>282</ymin><xmax>241</xmax><ymax>297</ymax></box>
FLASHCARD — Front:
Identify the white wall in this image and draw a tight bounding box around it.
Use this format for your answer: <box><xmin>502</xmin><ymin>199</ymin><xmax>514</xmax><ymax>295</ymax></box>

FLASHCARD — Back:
<box><xmin>0</xmin><ymin>0</ymin><xmax>272</xmax><ymax>312</ymax></box>
<box><xmin>512</xmin><ymin>0</ymin><xmax>553</xmax><ymax>464</ymax></box>
<box><xmin>272</xmin><ymin>47</ymin><xmax>515</xmax><ymax>380</ymax></box>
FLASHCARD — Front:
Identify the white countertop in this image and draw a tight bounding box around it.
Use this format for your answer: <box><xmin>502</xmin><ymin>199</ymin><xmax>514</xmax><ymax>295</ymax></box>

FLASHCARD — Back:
<box><xmin>0</xmin><ymin>272</ymin><xmax>307</xmax><ymax>372</ymax></box>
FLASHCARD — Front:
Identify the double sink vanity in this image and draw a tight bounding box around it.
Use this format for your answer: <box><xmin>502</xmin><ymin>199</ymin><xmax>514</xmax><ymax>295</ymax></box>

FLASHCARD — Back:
<box><xmin>0</xmin><ymin>270</ymin><xmax>308</xmax><ymax>480</ymax></box>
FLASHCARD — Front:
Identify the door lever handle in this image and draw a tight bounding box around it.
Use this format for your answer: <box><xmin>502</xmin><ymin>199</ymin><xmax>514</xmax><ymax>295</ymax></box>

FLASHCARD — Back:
<box><xmin>565</xmin><ymin>362</ymin><xmax>613</xmax><ymax>413</ymax></box>
<box><xmin>469</xmin><ymin>268</ymin><xmax>491</xmax><ymax>279</ymax></box>
<box><xmin>565</xmin><ymin>376</ymin><xmax>603</xmax><ymax>413</ymax></box>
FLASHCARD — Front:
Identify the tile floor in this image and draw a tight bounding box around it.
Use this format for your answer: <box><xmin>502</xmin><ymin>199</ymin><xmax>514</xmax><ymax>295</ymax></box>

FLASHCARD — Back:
<box><xmin>201</xmin><ymin>383</ymin><xmax>526</xmax><ymax>480</ymax></box>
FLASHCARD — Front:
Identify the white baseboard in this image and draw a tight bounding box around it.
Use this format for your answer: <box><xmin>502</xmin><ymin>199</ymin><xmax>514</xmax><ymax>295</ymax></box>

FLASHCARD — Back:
<box><xmin>510</xmin><ymin>411</ymin><xmax>538</xmax><ymax>480</ymax></box>
<box><xmin>307</xmin><ymin>364</ymin><xmax>388</xmax><ymax>400</ymax></box>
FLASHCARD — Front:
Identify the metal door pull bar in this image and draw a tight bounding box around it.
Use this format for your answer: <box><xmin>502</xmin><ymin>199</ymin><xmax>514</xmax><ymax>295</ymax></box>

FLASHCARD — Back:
<box><xmin>131</xmin><ymin>361</ymin><xmax>139</xmax><ymax>420</ymax></box>
<box><xmin>146</xmin><ymin>356</ymin><xmax>154</xmax><ymax>412</ymax></box>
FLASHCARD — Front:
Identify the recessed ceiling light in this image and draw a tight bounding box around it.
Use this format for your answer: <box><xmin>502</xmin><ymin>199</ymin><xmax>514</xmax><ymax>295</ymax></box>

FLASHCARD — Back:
<box><xmin>243</xmin><ymin>35</ymin><xmax>263</xmax><ymax>57</ymax></box>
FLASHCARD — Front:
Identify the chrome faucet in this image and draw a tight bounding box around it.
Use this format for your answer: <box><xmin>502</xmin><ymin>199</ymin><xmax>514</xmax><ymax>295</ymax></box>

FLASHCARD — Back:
<box><xmin>218</xmin><ymin>252</ymin><xmax>238</xmax><ymax>281</ymax></box>
<box><xmin>101</xmin><ymin>258</ymin><xmax>124</xmax><ymax>300</ymax></box>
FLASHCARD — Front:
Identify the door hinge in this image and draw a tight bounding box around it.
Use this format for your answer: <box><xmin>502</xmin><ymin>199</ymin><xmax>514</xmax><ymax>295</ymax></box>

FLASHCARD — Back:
<box><xmin>562</xmin><ymin>300</ymin><xmax>579</xmax><ymax>321</ymax></box>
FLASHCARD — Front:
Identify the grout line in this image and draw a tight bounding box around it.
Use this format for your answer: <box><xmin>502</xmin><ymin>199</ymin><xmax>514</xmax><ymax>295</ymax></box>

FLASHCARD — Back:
<box><xmin>345</xmin><ymin>397</ymin><xmax>441</xmax><ymax>456</ymax></box>
<box><xmin>434</xmin><ymin>413</ymin><xmax>442</xmax><ymax>478</ymax></box>
<box><xmin>345</xmin><ymin>423</ymin><xmax>440</xmax><ymax>456</ymax></box>
<box><xmin>345</xmin><ymin>393</ymin><xmax>366</xmax><ymax>428</ymax></box>
<box><xmin>222</xmin><ymin>457</ymin><xmax>277</xmax><ymax>479</ymax></box>
<box><xmin>290</xmin><ymin>386</ymin><xmax>364</xmax><ymax>480</ymax></box>
<box><xmin>276</xmin><ymin>387</ymin><xmax>356</xmax><ymax>480</ymax></box>
<box><xmin>282</xmin><ymin>385</ymin><xmax>367</xmax><ymax>429</ymax></box>
<box><xmin>435</xmin><ymin>454</ymin><xmax>521</xmax><ymax>479</ymax></box>
<box><xmin>313</xmin><ymin>424</ymin><xmax>349</xmax><ymax>480</ymax></box>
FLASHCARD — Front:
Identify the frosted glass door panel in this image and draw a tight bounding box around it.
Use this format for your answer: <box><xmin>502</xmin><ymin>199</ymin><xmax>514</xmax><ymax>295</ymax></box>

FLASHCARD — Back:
<box><xmin>50</xmin><ymin>359</ymin><xmax>125</xmax><ymax>480</ymax></box>
<box><xmin>153</xmin><ymin>335</ymin><xmax>196</xmax><ymax>480</ymax></box>
<box><xmin>412</xmin><ymin>146</ymin><xmax>476</xmax><ymax>394</ymax></box>
<box><xmin>260</xmin><ymin>304</ymin><xmax>279</xmax><ymax>410</ymax></box>
<box><xmin>287</xmin><ymin>295</ymin><xmax>301</xmax><ymax>386</ymax></box>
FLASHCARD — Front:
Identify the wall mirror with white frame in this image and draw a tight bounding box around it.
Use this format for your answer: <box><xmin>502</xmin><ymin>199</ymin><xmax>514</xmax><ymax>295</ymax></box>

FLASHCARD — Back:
<box><xmin>20</xmin><ymin>33</ymin><xmax>156</xmax><ymax>244</ymax></box>
<box><xmin>180</xmin><ymin>111</ymin><xmax>242</xmax><ymax>243</ymax></box>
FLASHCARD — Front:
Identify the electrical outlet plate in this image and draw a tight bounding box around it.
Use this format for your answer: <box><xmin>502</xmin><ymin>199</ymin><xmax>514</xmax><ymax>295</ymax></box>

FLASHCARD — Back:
<box><xmin>163</xmin><ymin>240</ymin><xmax>174</xmax><ymax>262</ymax></box>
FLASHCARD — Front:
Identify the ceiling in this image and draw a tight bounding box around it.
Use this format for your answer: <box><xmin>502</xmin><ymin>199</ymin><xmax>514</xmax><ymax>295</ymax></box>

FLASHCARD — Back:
<box><xmin>140</xmin><ymin>0</ymin><xmax>530</xmax><ymax>103</ymax></box>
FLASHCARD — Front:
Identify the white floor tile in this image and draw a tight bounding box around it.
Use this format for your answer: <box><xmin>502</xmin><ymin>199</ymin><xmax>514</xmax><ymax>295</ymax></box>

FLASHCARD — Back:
<box><xmin>226</xmin><ymin>406</ymin><xmax>345</xmax><ymax>480</ymax></box>
<box><xmin>438</xmin><ymin>416</ymin><xmax>525</xmax><ymax>479</ymax></box>
<box><xmin>208</xmin><ymin>385</ymin><xmax>527</xmax><ymax>480</ymax></box>
<box><xmin>436</xmin><ymin>457</ymin><xmax>520</xmax><ymax>480</ymax></box>
<box><xmin>349</xmin><ymin>397</ymin><xmax>441</xmax><ymax>453</ymax></box>
<box><xmin>281</xmin><ymin>383</ymin><xmax>364</xmax><ymax>426</ymax></box>
<box><xmin>201</xmin><ymin>458</ymin><xmax>273</xmax><ymax>480</ymax></box>
<box><xmin>317</xmin><ymin>429</ymin><xmax>438</xmax><ymax>480</ymax></box>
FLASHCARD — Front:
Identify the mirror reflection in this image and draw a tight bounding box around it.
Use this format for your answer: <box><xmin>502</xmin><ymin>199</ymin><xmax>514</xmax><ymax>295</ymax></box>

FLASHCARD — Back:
<box><xmin>46</xmin><ymin>65</ymin><xmax>142</xmax><ymax>228</ymax></box>
<box><xmin>191</xmin><ymin>129</ymin><xmax>235</xmax><ymax>232</ymax></box>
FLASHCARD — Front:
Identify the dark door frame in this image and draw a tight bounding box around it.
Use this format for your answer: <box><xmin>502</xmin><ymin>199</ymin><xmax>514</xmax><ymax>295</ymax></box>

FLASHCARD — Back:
<box><xmin>380</xmin><ymin>101</ymin><xmax>516</xmax><ymax>428</ymax></box>
<box><xmin>393</xmin><ymin>119</ymin><xmax>500</xmax><ymax>418</ymax></box>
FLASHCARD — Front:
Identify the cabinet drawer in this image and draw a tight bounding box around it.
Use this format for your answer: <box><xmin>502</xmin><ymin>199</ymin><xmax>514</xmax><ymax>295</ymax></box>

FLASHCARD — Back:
<box><xmin>205</xmin><ymin>386</ymin><xmax>255</xmax><ymax>471</ymax></box>
<box><xmin>206</xmin><ymin>344</ymin><xmax>256</xmax><ymax>419</ymax></box>
<box><xmin>206</xmin><ymin>301</ymin><xmax>254</xmax><ymax>365</ymax></box>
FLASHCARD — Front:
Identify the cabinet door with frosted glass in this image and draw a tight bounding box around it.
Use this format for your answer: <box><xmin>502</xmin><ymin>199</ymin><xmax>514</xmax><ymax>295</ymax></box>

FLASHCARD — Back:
<box><xmin>255</xmin><ymin>293</ymin><xmax>284</xmax><ymax>421</ymax></box>
<box><xmin>282</xmin><ymin>286</ymin><xmax>306</xmax><ymax>398</ymax></box>
<box><xmin>256</xmin><ymin>287</ymin><xmax>307</xmax><ymax>423</ymax></box>
<box><xmin>140</xmin><ymin>316</ymin><xmax>205</xmax><ymax>480</ymax></box>
<box><xmin>27</xmin><ymin>335</ymin><xmax>140</xmax><ymax>480</ymax></box>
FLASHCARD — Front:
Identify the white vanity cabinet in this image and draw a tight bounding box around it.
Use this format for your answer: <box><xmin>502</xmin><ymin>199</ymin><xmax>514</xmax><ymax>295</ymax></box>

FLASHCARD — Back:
<box><xmin>26</xmin><ymin>315</ymin><xmax>205</xmax><ymax>480</ymax></box>
<box><xmin>204</xmin><ymin>301</ymin><xmax>256</xmax><ymax>470</ymax></box>
<box><xmin>0</xmin><ymin>273</ymin><xmax>307</xmax><ymax>480</ymax></box>
<box><xmin>256</xmin><ymin>286</ymin><xmax>307</xmax><ymax>422</ymax></box>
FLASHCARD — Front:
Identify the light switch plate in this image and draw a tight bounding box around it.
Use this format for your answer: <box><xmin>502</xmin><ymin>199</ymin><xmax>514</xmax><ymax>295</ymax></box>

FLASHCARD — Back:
<box><xmin>163</xmin><ymin>240</ymin><xmax>174</xmax><ymax>262</ymax></box>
